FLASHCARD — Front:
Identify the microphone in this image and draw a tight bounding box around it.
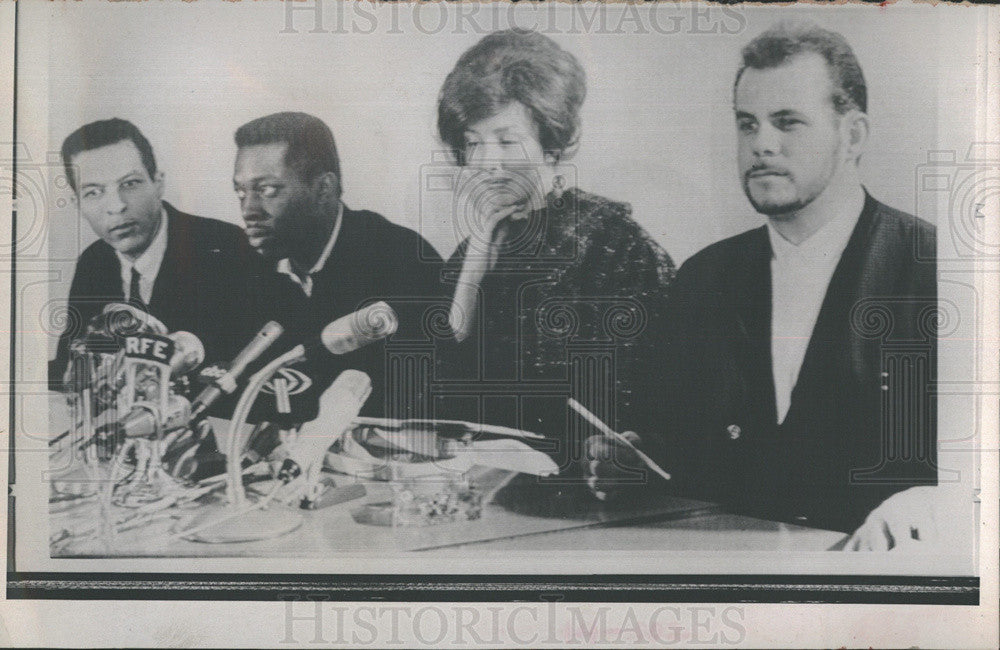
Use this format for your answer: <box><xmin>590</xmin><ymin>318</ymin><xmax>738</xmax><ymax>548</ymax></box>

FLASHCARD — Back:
<box><xmin>75</xmin><ymin>330</ymin><xmax>198</xmax><ymax>408</ymax></box>
<box><xmin>62</xmin><ymin>349</ymin><xmax>97</xmax><ymax>392</ymax></box>
<box><xmin>278</xmin><ymin>370</ymin><xmax>372</xmax><ymax>482</ymax></box>
<box><xmin>301</xmin><ymin>301</ymin><xmax>398</xmax><ymax>360</ymax></box>
<box><xmin>189</xmin><ymin>321</ymin><xmax>284</xmax><ymax>421</ymax></box>
<box><xmin>99</xmin><ymin>302</ymin><xmax>169</xmax><ymax>338</ymax></box>
<box><xmin>61</xmin><ymin>304</ymin><xmax>170</xmax><ymax>391</ymax></box>
<box><xmin>86</xmin><ymin>332</ymin><xmax>201</xmax><ymax>445</ymax></box>
<box><xmin>98</xmin><ymin>394</ymin><xmax>192</xmax><ymax>440</ymax></box>
<box><xmin>90</xmin><ymin>331</ymin><xmax>203</xmax><ymax>445</ymax></box>
<box><xmin>62</xmin><ymin>332</ymin><xmax>122</xmax><ymax>391</ymax></box>
<box><xmin>167</xmin><ymin>331</ymin><xmax>205</xmax><ymax>377</ymax></box>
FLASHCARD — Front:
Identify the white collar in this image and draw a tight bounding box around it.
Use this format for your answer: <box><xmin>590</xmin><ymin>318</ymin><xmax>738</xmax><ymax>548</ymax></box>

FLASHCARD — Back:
<box><xmin>766</xmin><ymin>196</ymin><xmax>862</xmax><ymax>265</ymax></box>
<box><xmin>276</xmin><ymin>202</ymin><xmax>343</xmax><ymax>295</ymax></box>
<box><xmin>116</xmin><ymin>206</ymin><xmax>168</xmax><ymax>280</ymax></box>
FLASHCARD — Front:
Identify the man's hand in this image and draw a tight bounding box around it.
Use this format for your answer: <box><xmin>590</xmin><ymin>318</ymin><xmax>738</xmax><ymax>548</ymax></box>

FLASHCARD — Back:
<box><xmin>844</xmin><ymin>485</ymin><xmax>973</xmax><ymax>552</ymax></box>
<box><xmin>584</xmin><ymin>431</ymin><xmax>647</xmax><ymax>502</ymax></box>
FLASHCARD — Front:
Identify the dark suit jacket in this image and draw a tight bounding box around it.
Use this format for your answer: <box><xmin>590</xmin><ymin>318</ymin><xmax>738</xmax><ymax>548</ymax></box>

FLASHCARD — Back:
<box><xmin>646</xmin><ymin>193</ymin><xmax>938</xmax><ymax>533</ymax></box>
<box><xmin>50</xmin><ymin>202</ymin><xmax>264</xmax><ymax>387</ymax></box>
<box><xmin>254</xmin><ymin>205</ymin><xmax>445</xmax><ymax>421</ymax></box>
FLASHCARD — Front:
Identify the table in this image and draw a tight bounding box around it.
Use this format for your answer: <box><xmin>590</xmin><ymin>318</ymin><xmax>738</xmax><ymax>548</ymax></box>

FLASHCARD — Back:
<box><xmin>50</xmin><ymin>482</ymin><xmax>844</xmax><ymax>557</ymax></box>
<box><xmin>46</xmin><ymin>396</ymin><xmax>847</xmax><ymax>557</ymax></box>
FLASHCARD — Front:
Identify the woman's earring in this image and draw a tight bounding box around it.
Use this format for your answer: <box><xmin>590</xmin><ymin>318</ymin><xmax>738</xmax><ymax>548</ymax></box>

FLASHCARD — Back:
<box><xmin>552</xmin><ymin>174</ymin><xmax>566</xmax><ymax>207</ymax></box>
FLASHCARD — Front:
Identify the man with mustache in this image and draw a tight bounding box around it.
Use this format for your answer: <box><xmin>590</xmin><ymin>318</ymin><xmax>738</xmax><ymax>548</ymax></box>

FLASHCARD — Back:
<box><xmin>588</xmin><ymin>23</ymin><xmax>941</xmax><ymax>547</ymax></box>
<box><xmin>232</xmin><ymin>112</ymin><xmax>443</xmax><ymax>418</ymax></box>
<box><xmin>50</xmin><ymin>118</ymin><xmax>262</xmax><ymax>387</ymax></box>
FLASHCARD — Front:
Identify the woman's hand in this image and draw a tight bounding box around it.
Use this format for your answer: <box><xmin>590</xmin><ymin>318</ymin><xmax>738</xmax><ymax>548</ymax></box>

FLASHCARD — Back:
<box><xmin>449</xmin><ymin>194</ymin><xmax>528</xmax><ymax>341</ymax></box>
<box><xmin>466</xmin><ymin>195</ymin><xmax>529</xmax><ymax>257</ymax></box>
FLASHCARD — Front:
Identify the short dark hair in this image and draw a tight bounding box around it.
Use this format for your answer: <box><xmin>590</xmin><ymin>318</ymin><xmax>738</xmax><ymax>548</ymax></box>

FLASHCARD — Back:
<box><xmin>234</xmin><ymin>112</ymin><xmax>341</xmax><ymax>190</ymax></box>
<box><xmin>735</xmin><ymin>21</ymin><xmax>867</xmax><ymax>115</ymax></box>
<box><xmin>61</xmin><ymin>118</ymin><xmax>157</xmax><ymax>192</ymax></box>
<box><xmin>438</xmin><ymin>29</ymin><xmax>587</xmax><ymax>165</ymax></box>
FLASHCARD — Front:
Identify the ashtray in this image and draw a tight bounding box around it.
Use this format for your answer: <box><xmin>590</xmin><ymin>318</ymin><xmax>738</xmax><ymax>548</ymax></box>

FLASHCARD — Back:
<box><xmin>350</xmin><ymin>470</ymin><xmax>483</xmax><ymax>527</ymax></box>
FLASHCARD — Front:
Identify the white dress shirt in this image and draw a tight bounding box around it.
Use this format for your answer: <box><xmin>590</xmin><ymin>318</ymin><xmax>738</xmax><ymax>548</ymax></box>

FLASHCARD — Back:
<box><xmin>767</xmin><ymin>201</ymin><xmax>862</xmax><ymax>424</ymax></box>
<box><xmin>116</xmin><ymin>207</ymin><xmax>168</xmax><ymax>305</ymax></box>
<box><xmin>275</xmin><ymin>203</ymin><xmax>343</xmax><ymax>298</ymax></box>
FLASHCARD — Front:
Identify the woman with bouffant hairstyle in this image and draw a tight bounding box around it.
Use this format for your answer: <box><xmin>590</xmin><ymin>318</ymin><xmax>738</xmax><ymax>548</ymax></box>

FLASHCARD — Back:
<box><xmin>437</xmin><ymin>29</ymin><xmax>586</xmax><ymax>166</ymax></box>
<box><xmin>435</xmin><ymin>30</ymin><xmax>675</xmax><ymax>476</ymax></box>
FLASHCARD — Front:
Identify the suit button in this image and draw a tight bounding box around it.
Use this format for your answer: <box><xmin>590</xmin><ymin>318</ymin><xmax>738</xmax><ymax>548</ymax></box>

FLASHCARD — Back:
<box><xmin>727</xmin><ymin>424</ymin><xmax>741</xmax><ymax>440</ymax></box>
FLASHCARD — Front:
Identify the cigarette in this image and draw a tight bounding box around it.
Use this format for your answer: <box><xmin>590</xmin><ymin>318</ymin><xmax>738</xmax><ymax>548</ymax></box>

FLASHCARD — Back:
<box><xmin>567</xmin><ymin>398</ymin><xmax>671</xmax><ymax>482</ymax></box>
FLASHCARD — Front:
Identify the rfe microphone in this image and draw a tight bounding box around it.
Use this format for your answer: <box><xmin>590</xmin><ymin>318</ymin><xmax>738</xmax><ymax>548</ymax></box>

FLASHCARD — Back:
<box><xmin>189</xmin><ymin>321</ymin><xmax>284</xmax><ymax>421</ymax></box>
<box><xmin>84</xmin><ymin>330</ymin><xmax>205</xmax><ymax>440</ymax></box>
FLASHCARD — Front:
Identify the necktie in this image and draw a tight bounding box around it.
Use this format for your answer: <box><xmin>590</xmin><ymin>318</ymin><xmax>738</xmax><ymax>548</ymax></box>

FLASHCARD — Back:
<box><xmin>128</xmin><ymin>267</ymin><xmax>145</xmax><ymax>307</ymax></box>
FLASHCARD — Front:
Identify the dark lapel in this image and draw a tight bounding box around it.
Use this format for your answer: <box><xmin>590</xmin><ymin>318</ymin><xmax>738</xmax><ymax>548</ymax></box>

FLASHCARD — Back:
<box><xmin>96</xmin><ymin>243</ymin><xmax>126</xmax><ymax>301</ymax></box>
<box><xmin>787</xmin><ymin>192</ymin><xmax>879</xmax><ymax>410</ymax></box>
<box><xmin>149</xmin><ymin>203</ymin><xmax>188</xmax><ymax>312</ymax></box>
<box><xmin>730</xmin><ymin>226</ymin><xmax>777</xmax><ymax>425</ymax></box>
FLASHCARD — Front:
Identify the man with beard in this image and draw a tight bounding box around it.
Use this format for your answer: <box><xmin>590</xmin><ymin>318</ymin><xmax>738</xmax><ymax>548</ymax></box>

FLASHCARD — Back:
<box><xmin>587</xmin><ymin>22</ymin><xmax>941</xmax><ymax>547</ymax></box>
<box><xmin>232</xmin><ymin>112</ymin><xmax>443</xmax><ymax>419</ymax></box>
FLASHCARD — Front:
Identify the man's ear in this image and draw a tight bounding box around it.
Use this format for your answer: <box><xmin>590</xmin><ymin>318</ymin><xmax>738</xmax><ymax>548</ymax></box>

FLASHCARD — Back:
<box><xmin>66</xmin><ymin>161</ymin><xmax>80</xmax><ymax>205</ymax></box>
<box><xmin>153</xmin><ymin>170</ymin><xmax>165</xmax><ymax>199</ymax></box>
<box><xmin>313</xmin><ymin>171</ymin><xmax>341</xmax><ymax>204</ymax></box>
<box><xmin>842</xmin><ymin>109</ymin><xmax>870</xmax><ymax>162</ymax></box>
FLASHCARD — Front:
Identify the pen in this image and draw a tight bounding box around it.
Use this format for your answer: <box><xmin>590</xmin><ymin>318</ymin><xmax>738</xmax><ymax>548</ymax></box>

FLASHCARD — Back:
<box><xmin>567</xmin><ymin>398</ymin><xmax>671</xmax><ymax>482</ymax></box>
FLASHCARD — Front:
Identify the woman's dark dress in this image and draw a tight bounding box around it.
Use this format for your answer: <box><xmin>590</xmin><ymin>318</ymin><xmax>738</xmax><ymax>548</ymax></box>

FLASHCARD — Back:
<box><xmin>435</xmin><ymin>187</ymin><xmax>675</xmax><ymax>476</ymax></box>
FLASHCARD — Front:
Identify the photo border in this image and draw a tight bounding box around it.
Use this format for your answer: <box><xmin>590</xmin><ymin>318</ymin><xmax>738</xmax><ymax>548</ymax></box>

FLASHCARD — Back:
<box><xmin>2</xmin><ymin>0</ymin><xmax>994</xmax><ymax>636</ymax></box>
<box><xmin>4</xmin><ymin>572</ymin><xmax>981</xmax><ymax>605</ymax></box>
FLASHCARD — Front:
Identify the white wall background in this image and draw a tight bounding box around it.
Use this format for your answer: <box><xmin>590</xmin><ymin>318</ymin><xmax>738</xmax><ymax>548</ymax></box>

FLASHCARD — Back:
<box><xmin>30</xmin><ymin>1</ymin><xmax>984</xmax><ymax>354</ymax></box>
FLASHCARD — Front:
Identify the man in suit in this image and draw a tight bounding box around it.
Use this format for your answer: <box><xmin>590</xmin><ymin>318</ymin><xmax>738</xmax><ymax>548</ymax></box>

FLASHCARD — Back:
<box><xmin>588</xmin><ymin>23</ymin><xmax>941</xmax><ymax>545</ymax></box>
<box><xmin>50</xmin><ymin>118</ymin><xmax>263</xmax><ymax>388</ymax></box>
<box><xmin>232</xmin><ymin>112</ymin><xmax>444</xmax><ymax>419</ymax></box>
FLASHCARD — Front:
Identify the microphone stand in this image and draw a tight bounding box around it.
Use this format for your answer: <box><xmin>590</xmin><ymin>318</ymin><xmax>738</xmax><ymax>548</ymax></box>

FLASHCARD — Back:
<box><xmin>172</xmin><ymin>304</ymin><xmax>394</xmax><ymax>544</ymax></box>
<box><xmin>174</xmin><ymin>344</ymin><xmax>307</xmax><ymax>544</ymax></box>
